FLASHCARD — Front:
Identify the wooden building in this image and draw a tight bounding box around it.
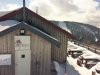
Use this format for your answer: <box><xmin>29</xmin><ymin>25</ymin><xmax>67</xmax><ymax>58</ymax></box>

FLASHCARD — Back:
<box><xmin>0</xmin><ymin>22</ymin><xmax>61</xmax><ymax>75</ymax></box>
<box><xmin>0</xmin><ymin>3</ymin><xmax>76</xmax><ymax>75</ymax></box>
<box><xmin>0</xmin><ymin>7</ymin><xmax>76</xmax><ymax>63</ymax></box>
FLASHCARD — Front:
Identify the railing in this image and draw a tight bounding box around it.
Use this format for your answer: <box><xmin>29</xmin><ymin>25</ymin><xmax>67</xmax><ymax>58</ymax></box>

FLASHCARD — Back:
<box><xmin>68</xmin><ymin>39</ymin><xmax>100</xmax><ymax>55</ymax></box>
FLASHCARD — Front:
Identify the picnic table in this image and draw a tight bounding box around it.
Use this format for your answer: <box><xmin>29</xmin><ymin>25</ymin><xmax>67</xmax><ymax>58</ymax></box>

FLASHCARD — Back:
<box><xmin>68</xmin><ymin>49</ymin><xmax>84</xmax><ymax>57</ymax></box>
<box><xmin>79</xmin><ymin>55</ymin><xmax>100</xmax><ymax>68</ymax></box>
<box><xmin>95</xmin><ymin>62</ymin><xmax>100</xmax><ymax>73</ymax></box>
<box><xmin>80</xmin><ymin>55</ymin><xmax>100</xmax><ymax>64</ymax></box>
<box><xmin>85</xmin><ymin>61</ymin><xmax>98</xmax><ymax>68</ymax></box>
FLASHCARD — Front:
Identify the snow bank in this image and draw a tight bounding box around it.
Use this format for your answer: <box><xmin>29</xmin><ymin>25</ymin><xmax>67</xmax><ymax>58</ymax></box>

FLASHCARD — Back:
<box><xmin>70</xmin><ymin>47</ymin><xmax>87</xmax><ymax>51</ymax></box>
<box><xmin>96</xmin><ymin>62</ymin><xmax>100</xmax><ymax>70</ymax></box>
<box><xmin>0</xmin><ymin>20</ymin><xmax>19</xmax><ymax>31</ymax></box>
<box><xmin>51</xmin><ymin>61</ymin><xmax>65</xmax><ymax>75</ymax></box>
<box><xmin>51</xmin><ymin>61</ymin><xmax>60</xmax><ymax>71</ymax></box>
<box><xmin>68</xmin><ymin>41</ymin><xmax>84</xmax><ymax>49</ymax></box>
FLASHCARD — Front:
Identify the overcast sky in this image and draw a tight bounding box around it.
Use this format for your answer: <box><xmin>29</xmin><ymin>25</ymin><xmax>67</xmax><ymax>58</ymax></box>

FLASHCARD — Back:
<box><xmin>0</xmin><ymin>0</ymin><xmax>100</xmax><ymax>28</ymax></box>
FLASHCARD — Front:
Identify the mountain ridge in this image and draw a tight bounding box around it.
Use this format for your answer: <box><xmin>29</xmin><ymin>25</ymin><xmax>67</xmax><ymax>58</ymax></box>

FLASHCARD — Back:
<box><xmin>50</xmin><ymin>21</ymin><xmax>100</xmax><ymax>46</ymax></box>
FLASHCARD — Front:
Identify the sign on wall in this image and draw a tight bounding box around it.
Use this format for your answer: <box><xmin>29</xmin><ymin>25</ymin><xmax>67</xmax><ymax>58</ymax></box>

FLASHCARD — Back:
<box><xmin>15</xmin><ymin>36</ymin><xmax>30</xmax><ymax>50</ymax></box>
<box><xmin>0</xmin><ymin>54</ymin><xmax>11</xmax><ymax>65</ymax></box>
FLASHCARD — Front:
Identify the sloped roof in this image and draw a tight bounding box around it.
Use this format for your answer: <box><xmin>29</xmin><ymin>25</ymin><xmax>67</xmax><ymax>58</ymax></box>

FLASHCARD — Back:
<box><xmin>0</xmin><ymin>7</ymin><xmax>76</xmax><ymax>39</ymax></box>
<box><xmin>0</xmin><ymin>7</ymin><xmax>23</xmax><ymax>21</ymax></box>
<box><xmin>0</xmin><ymin>22</ymin><xmax>61</xmax><ymax>47</ymax></box>
<box><xmin>0</xmin><ymin>8</ymin><xmax>22</xmax><ymax>17</ymax></box>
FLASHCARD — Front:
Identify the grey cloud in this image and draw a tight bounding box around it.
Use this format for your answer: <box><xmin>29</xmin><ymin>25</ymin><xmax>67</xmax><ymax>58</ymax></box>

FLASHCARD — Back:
<box><xmin>50</xmin><ymin>0</ymin><xmax>78</xmax><ymax>12</ymax></box>
<box><xmin>29</xmin><ymin>1</ymin><xmax>52</xmax><ymax>16</ymax></box>
<box><xmin>86</xmin><ymin>21</ymin><xmax>100</xmax><ymax>28</ymax></box>
<box><xmin>85</xmin><ymin>13</ymin><xmax>100</xmax><ymax>26</ymax></box>
<box><xmin>29</xmin><ymin>0</ymin><xmax>79</xmax><ymax>16</ymax></box>
<box><xmin>29</xmin><ymin>0</ymin><xmax>100</xmax><ymax>28</ymax></box>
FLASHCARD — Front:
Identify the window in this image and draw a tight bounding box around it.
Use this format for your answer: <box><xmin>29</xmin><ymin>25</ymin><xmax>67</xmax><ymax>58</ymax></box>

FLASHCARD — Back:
<box><xmin>21</xmin><ymin>54</ymin><xmax>25</xmax><ymax>58</ymax></box>
<box><xmin>20</xmin><ymin>29</ymin><xmax>25</xmax><ymax>35</ymax></box>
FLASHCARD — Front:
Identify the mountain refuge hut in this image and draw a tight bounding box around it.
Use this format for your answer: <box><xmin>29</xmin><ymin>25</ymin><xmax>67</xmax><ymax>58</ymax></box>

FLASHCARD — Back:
<box><xmin>0</xmin><ymin>1</ymin><xmax>76</xmax><ymax>75</ymax></box>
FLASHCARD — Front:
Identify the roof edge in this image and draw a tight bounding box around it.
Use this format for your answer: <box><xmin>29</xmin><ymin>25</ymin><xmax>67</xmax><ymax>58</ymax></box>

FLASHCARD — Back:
<box><xmin>0</xmin><ymin>22</ymin><xmax>61</xmax><ymax>47</ymax></box>
<box><xmin>0</xmin><ymin>7</ymin><xmax>23</xmax><ymax>21</ymax></box>
<box><xmin>25</xmin><ymin>7</ymin><xmax>76</xmax><ymax>39</ymax></box>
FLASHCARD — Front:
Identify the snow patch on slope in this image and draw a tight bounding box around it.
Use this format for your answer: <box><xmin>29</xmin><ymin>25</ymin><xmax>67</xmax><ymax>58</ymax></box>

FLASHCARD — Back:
<box><xmin>58</xmin><ymin>21</ymin><xmax>71</xmax><ymax>33</ymax></box>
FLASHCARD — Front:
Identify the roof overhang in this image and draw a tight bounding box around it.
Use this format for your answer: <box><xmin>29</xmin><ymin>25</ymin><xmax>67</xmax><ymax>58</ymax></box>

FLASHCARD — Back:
<box><xmin>0</xmin><ymin>22</ymin><xmax>61</xmax><ymax>47</ymax></box>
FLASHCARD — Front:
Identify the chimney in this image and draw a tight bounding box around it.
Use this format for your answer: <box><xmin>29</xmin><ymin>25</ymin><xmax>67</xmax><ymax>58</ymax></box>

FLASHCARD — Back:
<box><xmin>36</xmin><ymin>7</ymin><xmax>38</xmax><ymax>14</ymax></box>
<box><xmin>23</xmin><ymin>0</ymin><xmax>26</xmax><ymax>22</ymax></box>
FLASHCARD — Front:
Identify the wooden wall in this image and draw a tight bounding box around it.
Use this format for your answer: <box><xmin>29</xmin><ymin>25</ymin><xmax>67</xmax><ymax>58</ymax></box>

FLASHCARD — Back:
<box><xmin>0</xmin><ymin>29</ymin><xmax>51</xmax><ymax>75</ymax></box>
<box><xmin>5</xmin><ymin>10</ymin><xmax>68</xmax><ymax>63</ymax></box>
<box><xmin>7</xmin><ymin>12</ymin><xmax>23</xmax><ymax>21</ymax></box>
<box><xmin>26</xmin><ymin>13</ymin><xmax>68</xmax><ymax>63</ymax></box>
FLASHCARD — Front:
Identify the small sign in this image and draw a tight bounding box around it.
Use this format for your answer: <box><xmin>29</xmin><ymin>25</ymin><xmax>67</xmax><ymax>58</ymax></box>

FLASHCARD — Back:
<box><xmin>0</xmin><ymin>54</ymin><xmax>11</xmax><ymax>65</ymax></box>
<box><xmin>15</xmin><ymin>36</ymin><xmax>30</xmax><ymax>50</ymax></box>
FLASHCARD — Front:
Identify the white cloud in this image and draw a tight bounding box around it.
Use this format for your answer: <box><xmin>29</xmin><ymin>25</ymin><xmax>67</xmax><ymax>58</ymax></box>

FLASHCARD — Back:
<box><xmin>0</xmin><ymin>0</ymin><xmax>100</xmax><ymax>27</ymax></box>
<box><xmin>29</xmin><ymin>0</ymin><xmax>52</xmax><ymax>16</ymax></box>
<box><xmin>29</xmin><ymin>0</ymin><xmax>100</xmax><ymax>27</ymax></box>
<box><xmin>0</xmin><ymin>3</ymin><xmax>21</xmax><ymax>11</ymax></box>
<box><xmin>29</xmin><ymin>0</ymin><xmax>78</xmax><ymax>16</ymax></box>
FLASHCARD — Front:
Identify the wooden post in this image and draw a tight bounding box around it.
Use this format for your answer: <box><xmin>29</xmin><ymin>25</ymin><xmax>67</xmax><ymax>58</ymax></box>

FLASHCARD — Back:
<box><xmin>82</xmin><ymin>58</ymin><xmax>83</xmax><ymax>64</ymax></box>
<box><xmin>92</xmin><ymin>71</ymin><xmax>96</xmax><ymax>75</ymax></box>
<box><xmin>95</xmin><ymin>48</ymin><xmax>96</xmax><ymax>53</ymax></box>
<box><xmin>23</xmin><ymin>0</ymin><xmax>26</xmax><ymax>22</ymax></box>
<box><xmin>88</xmin><ymin>46</ymin><xmax>90</xmax><ymax>50</ymax></box>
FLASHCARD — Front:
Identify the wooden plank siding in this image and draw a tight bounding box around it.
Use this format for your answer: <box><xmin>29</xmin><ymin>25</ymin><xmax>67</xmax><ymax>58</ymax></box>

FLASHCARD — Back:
<box><xmin>26</xmin><ymin>12</ymin><xmax>68</xmax><ymax>63</ymax></box>
<box><xmin>5</xmin><ymin>11</ymin><xmax>68</xmax><ymax>63</ymax></box>
<box><xmin>6</xmin><ymin>12</ymin><xmax>23</xmax><ymax>22</ymax></box>
<box><xmin>0</xmin><ymin>29</ymin><xmax>51</xmax><ymax>75</ymax></box>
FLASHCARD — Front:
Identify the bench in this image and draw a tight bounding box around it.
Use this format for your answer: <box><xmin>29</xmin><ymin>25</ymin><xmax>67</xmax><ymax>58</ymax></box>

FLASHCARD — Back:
<box><xmin>85</xmin><ymin>61</ymin><xmax>98</xmax><ymax>69</ymax></box>
<box><xmin>72</xmin><ymin>52</ymin><xmax>83</xmax><ymax>58</ymax></box>
<box><xmin>67</xmin><ymin>50</ymin><xmax>72</xmax><ymax>56</ymax></box>
<box><xmin>95</xmin><ymin>68</ymin><xmax>100</xmax><ymax>73</ymax></box>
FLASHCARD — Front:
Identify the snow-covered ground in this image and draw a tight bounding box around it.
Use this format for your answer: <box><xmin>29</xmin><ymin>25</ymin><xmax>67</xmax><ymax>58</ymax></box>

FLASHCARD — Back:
<box><xmin>53</xmin><ymin>41</ymin><xmax>100</xmax><ymax>75</ymax></box>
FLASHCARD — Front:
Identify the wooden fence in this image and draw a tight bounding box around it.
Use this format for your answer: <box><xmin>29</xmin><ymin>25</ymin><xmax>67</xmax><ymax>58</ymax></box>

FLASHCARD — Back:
<box><xmin>68</xmin><ymin>39</ymin><xmax>100</xmax><ymax>55</ymax></box>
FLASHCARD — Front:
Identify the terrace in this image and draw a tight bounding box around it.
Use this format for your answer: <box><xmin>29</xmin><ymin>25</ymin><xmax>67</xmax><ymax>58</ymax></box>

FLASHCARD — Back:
<box><xmin>51</xmin><ymin>41</ymin><xmax>100</xmax><ymax>75</ymax></box>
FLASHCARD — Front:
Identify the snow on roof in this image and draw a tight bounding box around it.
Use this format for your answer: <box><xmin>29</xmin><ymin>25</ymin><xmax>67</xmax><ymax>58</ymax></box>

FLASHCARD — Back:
<box><xmin>0</xmin><ymin>20</ymin><xmax>19</xmax><ymax>31</ymax></box>
<box><xmin>0</xmin><ymin>20</ymin><xmax>60</xmax><ymax>44</ymax></box>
